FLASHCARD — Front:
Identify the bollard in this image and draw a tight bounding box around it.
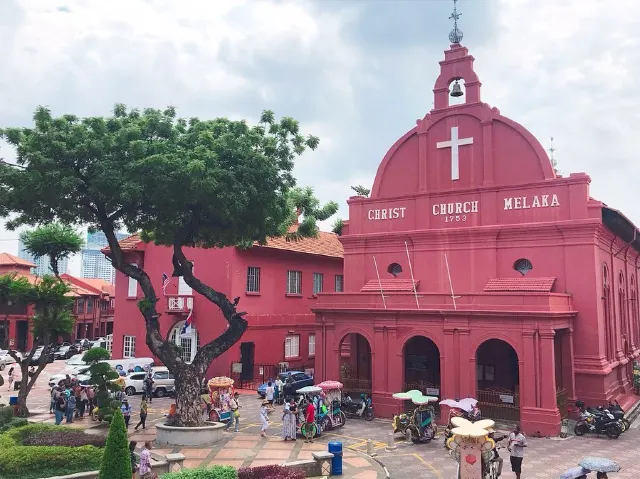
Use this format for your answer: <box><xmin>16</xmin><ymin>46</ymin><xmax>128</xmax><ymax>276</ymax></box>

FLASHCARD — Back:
<box><xmin>328</xmin><ymin>441</ymin><xmax>343</xmax><ymax>475</ymax></box>
<box><xmin>366</xmin><ymin>438</ymin><xmax>376</xmax><ymax>457</ymax></box>
<box><xmin>385</xmin><ymin>432</ymin><xmax>397</xmax><ymax>452</ymax></box>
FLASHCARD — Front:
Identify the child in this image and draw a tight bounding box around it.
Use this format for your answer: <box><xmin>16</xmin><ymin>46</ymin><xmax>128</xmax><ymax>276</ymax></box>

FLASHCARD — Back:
<box><xmin>260</xmin><ymin>399</ymin><xmax>269</xmax><ymax>437</ymax></box>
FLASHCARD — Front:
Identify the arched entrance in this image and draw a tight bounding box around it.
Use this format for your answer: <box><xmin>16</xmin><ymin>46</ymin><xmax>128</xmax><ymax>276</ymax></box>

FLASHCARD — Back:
<box><xmin>168</xmin><ymin>320</ymin><xmax>200</xmax><ymax>364</ymax></box>
<box><xmin>403</xmin><ymin>336</ymin><xmax>441</xmax><ymax>415</ymax></box>
<box><xmin>476</xmin><ymin>339</ymin><xmax>520</xmax><ymax>421</ymax></box>
<box><xmin>339</xmin><ymin>333</ymin><xmax>372</xmax><ymax>396</ymax></box>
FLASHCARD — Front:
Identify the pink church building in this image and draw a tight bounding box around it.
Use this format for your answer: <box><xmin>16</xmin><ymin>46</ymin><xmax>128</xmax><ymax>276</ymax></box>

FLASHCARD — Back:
<box><xmin>312</xmin><ymin>39</ymin><xmax>640</xmax><ymax>435</ymax></box>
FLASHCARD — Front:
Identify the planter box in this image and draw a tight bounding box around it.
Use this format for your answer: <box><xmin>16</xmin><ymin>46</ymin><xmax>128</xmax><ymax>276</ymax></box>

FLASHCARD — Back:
<box><xmin>156</xmin><ymin>421</ymin><xmax>225</xmax><ymax>446</ymax></box>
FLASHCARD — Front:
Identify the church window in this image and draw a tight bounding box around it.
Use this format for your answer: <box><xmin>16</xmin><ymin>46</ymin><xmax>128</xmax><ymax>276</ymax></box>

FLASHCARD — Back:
<box><xmin>387</xmin><ymin>263</ymin><xmax>403</xmax><ymax>277</ymax></box>
<box><xmin>513</xmin><ymin>258</ymin><xmax>532</xmax><ymax>275</ymax></box>
<box><xmin>619</xmin><ymin>271</ymin><xmax>628</xmax><ymax>339</ymax></box>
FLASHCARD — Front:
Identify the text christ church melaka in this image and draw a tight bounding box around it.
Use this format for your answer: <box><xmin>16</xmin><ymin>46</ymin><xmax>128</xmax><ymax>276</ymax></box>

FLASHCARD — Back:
<box><xmin>312</xmin><ymin>39</ymin><xmax>639</xmax><ymax>436</ymax></box>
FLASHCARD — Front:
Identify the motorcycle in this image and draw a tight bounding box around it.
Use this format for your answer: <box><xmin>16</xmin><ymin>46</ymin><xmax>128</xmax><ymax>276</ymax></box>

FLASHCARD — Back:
<box><xmin>574</xmin><ymin>409</ymin><xmax>621</xmax><ymax>439</ymax></box>
<box><xmin>588</xmin><ymin>406</ymin><xmax>627</xmax><ymax>433</ymax></box>
<box><xmin>605</xmin><ymin>400</ymin><xmax>631</xmax><ymax>431</ymax></box>
<box><xmin>342</xmin><ymin>393</ymin><xmax>374</xmax><ymax>421</ymax></box>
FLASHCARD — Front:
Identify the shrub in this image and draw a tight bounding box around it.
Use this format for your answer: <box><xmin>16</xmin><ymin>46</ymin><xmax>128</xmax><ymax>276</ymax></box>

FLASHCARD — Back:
<box><xmin>163</xmin><ymin>465</ymin><xmax>238</xmax><ymax>479</ymax></box>
<box><xmin>0</xmin><ymin>417</ymin><xmax>28</xmax><ymax>432</ymax></box>
<box><xmin>0</xmin><ymin>404</ymin><xmax>14</xmax><ymax>426</ymax></box>
<box><xmin>238</xmin><ymin>465</ymin><xmax>305</xmax><ymax>479</ymax></box>
<box><xmin>0</xmin><ymin>444</ymin><xmax>103</xmax><ymax>478</ymax></box>
<box><xmin>22</xmin><ymin>430</ymin><xmax>106</xmax><ymax>447</ymax></box>
<box><xmin>98</xmin><ymin>408</ymin><xmax>131</xmax><ymax>479</ymax></box>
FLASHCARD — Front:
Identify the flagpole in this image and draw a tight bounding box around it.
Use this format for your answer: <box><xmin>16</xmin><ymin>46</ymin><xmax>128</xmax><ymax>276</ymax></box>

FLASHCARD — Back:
<box><xmin>444</xmin><ymin>253</ymin><xmax>457</xmax><ymax>310</ymax></box>
<box><xmin>405</xmin><ymin>241</ymin><xmax>420</xmax><ymax>308</ymax></box>
<box><xmin>372</xmin><ymin>256</ymin><xmax>387</xmax><ymax>309</ymax></box>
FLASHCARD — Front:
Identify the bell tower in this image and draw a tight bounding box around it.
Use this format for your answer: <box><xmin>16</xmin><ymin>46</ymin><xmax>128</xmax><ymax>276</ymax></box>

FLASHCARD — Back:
<box><xmin>432</xmin><ymin>0</ymin><xmax>482</xmax><ymax>110</ymax></box>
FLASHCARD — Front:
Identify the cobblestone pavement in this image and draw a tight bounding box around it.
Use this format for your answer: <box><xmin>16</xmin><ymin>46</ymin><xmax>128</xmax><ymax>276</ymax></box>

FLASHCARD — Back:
<box><xmin>5</xmin><ymin>362</ymin><xmax>640</xmax><ymax>478</ymax></box>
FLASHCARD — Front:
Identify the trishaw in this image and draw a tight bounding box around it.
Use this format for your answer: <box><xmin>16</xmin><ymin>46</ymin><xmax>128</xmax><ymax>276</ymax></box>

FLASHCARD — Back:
<box><xmin>392</xmin><ymin>390</ymin><xmax>439</xmax><ymax>443</ymax></box>
<box><xmin>296</xmin><ymin>385</ymin><xmax>323</xmax><ymax>438</ymax></box>
<box><xmin>316</xmin><ymin>380</ymin><xmax>346</xmax><ymax>431</ymax></box>
<box><xmin>440</xmin><ymin>397</ymin><xmax>481</xmax><ymax>446</ymax></box>
<box><xmin>205</xmin><ymin>376</ymin><xmax>234</xmax><ymax>423</ymax></box>
<box><xmin>445</xmin><ymin>417</ymin><xmax>499</xmax><ymax>479</ymax></box>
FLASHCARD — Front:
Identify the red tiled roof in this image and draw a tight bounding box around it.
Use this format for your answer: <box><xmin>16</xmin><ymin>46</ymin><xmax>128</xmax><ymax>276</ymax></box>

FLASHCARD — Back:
<box><xmin>110</xmin><ymin>230</ymin><xmax>344</xmax><ymax>259</ymax></box>
<box><xmin>0</xmin><ymin>253</ymin><xmax>36</xmax><ymax>268</ymax></box>
<box><xmin>483</xmin><ymin>277</ymin><xmax>556</xmax><ymax>293</ymax></box>
<box><xmin>360</xmin><ymin>278</ymin><xmax>419</xmax><ymax>292</ymax></box>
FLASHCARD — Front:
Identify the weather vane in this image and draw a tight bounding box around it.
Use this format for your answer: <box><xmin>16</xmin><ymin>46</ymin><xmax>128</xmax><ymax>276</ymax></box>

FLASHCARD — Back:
<box><xmin>449</xmin><ymin>0</ymin><xmax>463</xmax><ymax>44</ymax></box>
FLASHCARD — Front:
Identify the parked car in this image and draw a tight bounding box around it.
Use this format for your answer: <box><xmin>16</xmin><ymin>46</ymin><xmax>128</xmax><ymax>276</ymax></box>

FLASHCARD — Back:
<box><xmin>124</xmin><ymin>367</ymin><xmax>175</xmax><ymax>397</ymax></box>
<box><xmin>257</xmin><ymin>371</ymin><xmax>314</xmax><ymax>398</ymax></box>
<box><xmin>48</xmin><ymin>365</ymin><xmax>91</xmax><ymax>387</ymax></box>
<box><xmin>55</xmin><ymin>342</ymin><xmax>71</xmax><ymax>351</ymax></box>
<box><xmin>29</xmin><ymin>346</ymin><xmax>55</xmax><ymax>366</ymax></box>
<box><xmin>54</xmin><ymin>344</ymin><xmax>80</xmax><ymax>360</ymax></box>
<box><xmin>0</xmin><ymin>349</ymin><xmax>18</xmax><ymax>371</ymax></box>
<box><xmin>66</xmin><ymin>354</ymin><xmax>87</xmax><ymax>368</ymax></box>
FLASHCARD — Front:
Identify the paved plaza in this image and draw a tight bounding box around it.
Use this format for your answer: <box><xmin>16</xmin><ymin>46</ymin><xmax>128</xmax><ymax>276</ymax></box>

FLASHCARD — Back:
<box><xmin>2</xmin><ymin>361</ymin><xmax>640</xmax><ymax>478</ymax></box>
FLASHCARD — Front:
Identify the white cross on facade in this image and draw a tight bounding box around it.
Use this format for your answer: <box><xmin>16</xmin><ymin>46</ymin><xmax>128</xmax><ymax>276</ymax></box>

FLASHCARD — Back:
<box><xmin>436</xmin><ymin>126</ymin><xmax>474</xmax><ymax>181</ymax></box>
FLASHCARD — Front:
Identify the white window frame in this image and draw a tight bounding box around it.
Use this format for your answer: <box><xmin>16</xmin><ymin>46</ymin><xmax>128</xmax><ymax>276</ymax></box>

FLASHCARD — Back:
<box><xmin>123</xmin><ymin>335</ymin><xmax>136</xmax><ymax>358</ymax></box>
<box><xmin>308</xmin><ymin>333</ymin><xmax>316</xmax><ymax>357</ymax></box>
<box><xmin>287</xmin><ymin>271</ymin><xmax>302</xmax><ymax>295</ymax></box>
<box><xmin>169</xmin><ymin>321</ymin><xmax>200</xmax><ymax>363</ymax></box>
<box><xmin>313</xmin><ymin>273</ymin><xmax>324</xmax><ymax>295</ymax></box>
<box><xmin>127</xmin><ymin>264</ymin><xmax>138</xmax><ymax>298</ymax></box>
<box><xmin>246</xmin><ymin>266</ymin><xmax>260</xmax><ymax>293</ymax></box>
<box><xmin>285</xmin><ymin>334</ymin><xmax>300</xmax><ymax>359</ymax></box>
<box><xmin>335</xmin><ymin>274</ymin><xmax>344</xmax><ymax>292</ymax></box>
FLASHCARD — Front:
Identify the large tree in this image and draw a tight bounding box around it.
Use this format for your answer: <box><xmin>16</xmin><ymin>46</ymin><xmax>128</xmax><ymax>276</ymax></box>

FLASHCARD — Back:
<box><xmin>0</xmin><ymin>105</ymin><xmax>338</xmax><ymax>426</ymax></box>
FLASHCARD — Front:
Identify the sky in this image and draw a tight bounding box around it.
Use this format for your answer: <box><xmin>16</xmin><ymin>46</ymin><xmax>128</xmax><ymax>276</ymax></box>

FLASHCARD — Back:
<box><xmin>1</xmin><ymin>0</ymin><xmax>640</xmax><ymax>275</ymax></box>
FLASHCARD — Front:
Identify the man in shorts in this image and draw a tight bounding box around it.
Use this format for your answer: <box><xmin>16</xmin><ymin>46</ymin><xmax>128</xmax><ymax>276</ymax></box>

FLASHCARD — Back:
<box><xmin>265</xmin><ymin>381</ymin><xmax>275</xmax><ymax>411</ymax></box>
<box><xmin>507</xmin><ymin>424</ymin><xmax>527</xmax><ymax>479</ymax></box>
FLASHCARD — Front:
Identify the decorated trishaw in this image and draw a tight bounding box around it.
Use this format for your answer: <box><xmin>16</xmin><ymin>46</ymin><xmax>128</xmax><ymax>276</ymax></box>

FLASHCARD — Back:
<box><xmin>296</xmin><ymin>385</ymin><xmax>323</xmax><ymax>437</ymax></box>
<box><xmin>445</xmin><ymin>417</ymin><xmax>500</xmax><ymax>479</ymax></box>
<box><xmin>440</xmin><ymin>397</ymin><xmax>481</xmax><ymax>446</ymax></box>
<box><xmin>392</xmin><ymin>390</ymin><xmax>438</xmax><ymax>443</ymax></box>
<box><xmin>205</xmin><ymin>376</ymin><xmax>234</xmax><ymax>423</ymax></box>
<box><xmin>316</xmin><ymin>380</ymin><xmax>346</xmax><ymax>431</ymax></box>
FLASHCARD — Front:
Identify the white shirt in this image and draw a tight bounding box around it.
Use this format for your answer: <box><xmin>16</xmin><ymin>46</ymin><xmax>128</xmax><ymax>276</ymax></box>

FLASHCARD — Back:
<box><xmin>265</xmin><ymin>386</ymin><xmax>275</xmax><ymax>401</ymax></box>
<box><xmin>508</xmin><ymin>432</ymin><xmax>527</xmax><ymax>458</ymax></box>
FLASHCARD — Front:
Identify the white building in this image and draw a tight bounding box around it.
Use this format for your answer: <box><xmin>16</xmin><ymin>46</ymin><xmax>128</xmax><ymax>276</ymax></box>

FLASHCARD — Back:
<box><xmin>18</xmin><ymin>240</ymin><xmax>69</xmax><ymax>276</ymax></box>
<box><xmin>80</xmin><ymin>232</ymin><xmax>128</xmax><ymax>284</ymax></box>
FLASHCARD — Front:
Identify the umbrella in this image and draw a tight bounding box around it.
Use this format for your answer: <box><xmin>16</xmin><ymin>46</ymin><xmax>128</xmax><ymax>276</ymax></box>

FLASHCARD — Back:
<box><xmin>316</xmin><ymin>380</ymin><xmax>343</xmax><ymax>391</ymax></box>
<box><xmin>412</xmin><ymin>395</ymin><xmax>439</xmax><ymax>405</ymax></box>
<box><xmin>296</xmin><ymin>385</ymin><xmax>322</xmax><ymax>394</ymax></box>
<box><xmin>207</xmin><ymin>376</ymin><xmax>234</xmax><ymax>388</ymax></box>
<box><xmin>439</xmin><ymin>398</ymin><xmax>476</xmax><ymax>412</ymax></box>
<box><xmin>560</xmin><ymin>466</ymin><xmax>590</xmax><ymax>479</ymax></box>
<box><xmin>578</xmin><ymin>457</ymin><xmax>621</xmax><ymax>473</ymax></box>
<box><xmin>393</xmin><ymin>390</ymin><xmax>423</xmax><ymax>400</ymax></box>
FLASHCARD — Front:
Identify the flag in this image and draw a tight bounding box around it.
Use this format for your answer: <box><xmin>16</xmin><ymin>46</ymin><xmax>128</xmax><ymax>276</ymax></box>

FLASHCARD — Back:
<box><xmin>180</xmin><ymin>309</ymin><xmax>193</xmax><ymax>338</ymax></box>
<box><xmin>162</xmin><ymin>272</ymin><xmax>171</xmax><ymax>293</ymax></box>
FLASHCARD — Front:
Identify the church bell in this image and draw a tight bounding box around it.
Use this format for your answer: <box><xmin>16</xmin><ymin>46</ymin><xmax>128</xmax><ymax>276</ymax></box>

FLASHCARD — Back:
<box><xmin>450</xmin><ymin>80</ymin><xmax>463</xmax><ymax>97</ymax></box>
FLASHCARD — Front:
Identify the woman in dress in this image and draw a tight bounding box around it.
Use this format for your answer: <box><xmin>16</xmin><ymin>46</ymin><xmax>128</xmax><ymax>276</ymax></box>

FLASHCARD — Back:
<box><xmin>281</xmin><ymin>397</ymin><xmax>297</xmax><ymax>441</ymax></box>
<box><xmin>7</xmin><ymin>367</ymin><xmax>14</xmax><ymax>391</ymax></box>
<box><xmin>260</xmin><ymin>399</ymin><xmax>269</xmax><ymax>437</ymax></box>
<box><xmin>139</xmin><ymin>441</ymin><xmax>153</xmax><ymax>479</ymax></box>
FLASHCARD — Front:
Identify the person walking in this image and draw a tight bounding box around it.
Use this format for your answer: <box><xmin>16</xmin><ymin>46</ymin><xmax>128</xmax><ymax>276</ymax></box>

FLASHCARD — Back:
<box><xmin>135</xmin><ymin>397</ymin><xmax>148</xmax><ymax>430</ymax></box>
<box><xmin>304</xmin><ymin>398</ymin><xmax>316</xmax><ymax>443</ymax></box>
<box><xmin>121</xmin><ymin>398</ymin><xmax>132</xmax><ymax>427</ymax></box>
<box><xmin>54</xmin><ymin>392</ymin><xmax>66</xmax><ymax>425</ymax></box>
<box><xmin>225</xmin><ymin>392</ymin><xmax>241</xmax><ymax>432</ymax></box>
<box><xmin>281</xmin><ymin>397</ymin><xmax>297</xmax><ymax>441</ymax></box>
<box><xmin>79</xmin><ymin>387</ymin><xmax>88</xmax><ymax>418</ymax></box>
<box><xmin>138</xmin><ymin>441</ymin><xmax>153</xmax><ymax>479</ymax></box>
<box><xmin>265</xmin><ymin>381</ymin><xmax>275</xmax><ymax>411</ymax></box>
<box><xmin>275</xmin><ymin>376</ymin><xmax>284</xmax><ymax>404</ymax></box>
<box><xmin>49</xmin><ymin>385</ymin><xmax>59</xmax><ymax>414</ymax></box>
<box><xmin>65</xmin><ymin>392</ymin><xmax>76</xmax><ymax>424</ymax></box>
<box><xmin>260</xmin><ymin>399</ymin><xmax>269</xmax><ymax>437</ymax></box>
<box><xmin>7</xmin><ymin>367</ymin><xmax>14</xmax><ymax>391</ymax></box>
<box><xmin>507</xmin><ymin>424</ymin><xmax>527</xmax><ymax>479</ymax></box>
<box><xmin>129</xmin><ymin>440</ymin><xmax>138</xmax><ymax>479</ymax></box>
<box><xmin>144</xmin><ymin>374</ymin><xmax>154</xmax><ymax>403</ymax></box>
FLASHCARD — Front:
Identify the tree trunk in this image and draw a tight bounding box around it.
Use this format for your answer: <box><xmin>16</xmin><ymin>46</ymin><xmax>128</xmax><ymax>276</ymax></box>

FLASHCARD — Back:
<box><xmin>172</xmin><ymin>363</ymin><xmax>204</xmax><ymax>427</ymax></box>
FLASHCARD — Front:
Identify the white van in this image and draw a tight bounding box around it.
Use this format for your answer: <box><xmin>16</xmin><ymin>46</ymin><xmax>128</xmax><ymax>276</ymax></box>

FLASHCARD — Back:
<box><xmin>105</xmin><ymin>357</ymin><xmax>155</xmax><ymax>374</ymax></box>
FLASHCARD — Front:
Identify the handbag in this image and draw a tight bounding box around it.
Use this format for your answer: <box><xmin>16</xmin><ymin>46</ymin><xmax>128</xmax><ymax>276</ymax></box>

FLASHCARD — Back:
<box><xmin>234</xmin><ymin>409</ymin><xmax>240</xmax><ymax>418</ymax></box>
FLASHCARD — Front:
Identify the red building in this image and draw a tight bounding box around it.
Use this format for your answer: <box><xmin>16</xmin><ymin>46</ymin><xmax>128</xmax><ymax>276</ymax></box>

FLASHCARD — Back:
<box><xmin>107</xmin><ymin>229</ymin><xmax>343</xmax><ymax>385</ymax></box>
<box><xmin>0</xmin><ymin>253</ymin><xmax>116</xmax><ymax>350</ymax></box>
<box><xmin>312</xmin><ymin>41</ymin><xmax>640</xmax><ymax>436</ymax></box>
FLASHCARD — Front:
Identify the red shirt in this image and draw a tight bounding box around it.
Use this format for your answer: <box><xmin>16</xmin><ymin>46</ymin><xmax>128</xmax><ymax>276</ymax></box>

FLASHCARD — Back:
<box><xmin>305</xmin><ymin>402</ymin><xmax>315</xmax><ymax>423</ymax></box>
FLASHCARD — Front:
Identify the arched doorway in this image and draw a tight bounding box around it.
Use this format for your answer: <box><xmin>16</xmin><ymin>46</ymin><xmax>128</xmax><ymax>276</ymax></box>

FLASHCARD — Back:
<box><xmin>168</xmin><ymin>320</ymin><xmax>200</xmax><ymax>364</ymax></box>
<box><xmin>339</xmin><ymin>333</ymin><xmax>372</xmax><ymax>396</ymax></box>
<box><xmin>403</xmin><ymin>336</ymin><xmax>441</xmax><ymax>415</ymax></box>
<box><xmin>476</xmin><ymin>339</ymin><xmax>520</xmax><ymax>421</ymax></box>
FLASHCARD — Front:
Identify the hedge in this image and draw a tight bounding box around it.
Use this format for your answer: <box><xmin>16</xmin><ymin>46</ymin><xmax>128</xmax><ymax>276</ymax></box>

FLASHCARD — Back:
<box><xmin>238</xmin><ymin>465</ymin><xmax>305</xmax><ymax>479</ymax></box>
<box><xmin>0</xmin><ymin>424</ymin><xmax>103</xmax><ymax>479</ymax></box>
<box><xmin>163</xmin><ymin>466</ymin><xmax>238</xmax><ymax>479</ymax></box>
<box><xmin>98</xmin><ymin>408</ymin><xmax>131</xmax><ymax>479</ymax></box>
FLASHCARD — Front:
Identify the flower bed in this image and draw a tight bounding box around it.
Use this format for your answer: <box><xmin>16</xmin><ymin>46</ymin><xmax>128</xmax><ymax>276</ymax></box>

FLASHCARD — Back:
<box><xmin>161</xmin><ymin>464</ymin><xmax>306</xmax><ymax>479</ymax></box>
<box><xmin>0</xmin><ymin>424</ymin><xmax>103</xmax><ymax>479</ymax></box>
<box><xmin>163</xmin><ymin>465</ymin><xmax>237</xmax><ymax>479</ymax></box>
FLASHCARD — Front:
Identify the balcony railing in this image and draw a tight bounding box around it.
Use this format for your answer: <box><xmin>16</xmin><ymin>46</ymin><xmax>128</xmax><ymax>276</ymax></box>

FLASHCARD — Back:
<box><xmin>166</xmin><ymin>295</ymin><xmax>194</xmax><ymax>313</ymax></box>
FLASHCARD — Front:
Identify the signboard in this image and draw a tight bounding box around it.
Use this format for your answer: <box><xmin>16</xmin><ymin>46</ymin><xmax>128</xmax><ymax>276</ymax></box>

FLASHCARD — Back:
<box><xmin>426</xmin><ymin>387</ymin><xmax>440</xmax><ymax>396</ymax></box>
<box><xmin>500</xmin><ymin>394</ymin><xmax>514</xmax><ymax>404</ymax></box>
<box><xmin>459</xmin><ymin>440</ymin><xmax>482</xmax><ymax>479</ymax></box>
<box><xmin>231</xmin><ymin>362</ymin><xmax>243</xmax><ymax>373</ymax></box>
<box><xmin>367</xmin><ymin>207</ymin><xmax>407</xmax><ymax>221</ymax></box>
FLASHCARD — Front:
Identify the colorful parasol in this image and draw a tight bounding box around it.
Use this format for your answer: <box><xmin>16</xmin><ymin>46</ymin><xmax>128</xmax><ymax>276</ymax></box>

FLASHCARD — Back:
<box><xmin>439</xmin><ymin>397</ymin><xmax>478</xmax><ymax>412</ymax></box>
<box><xmin>560</xmin><ymin>467</ymin><xmax>591</xmax><ymax>479</ymax></box>
<box><xmin>393</xmin><ymin>390</ymin><xmax>423</xmax><ymax>400</ymax></box>
<box><xmin>316</xmin><ymin>380</ymin><xmax>343</xmax><ymax>391</ymax></box>
<box><xmin>578</xmin><ymin>457</ymin><xmax>620</xmax><ymax>473</ymax></box>
<box><xmin>296</xmin><ymin>385</ymin><xmax>323</xmax><ymax>394</ymax></box>
<box><xmin>207</xmin><ymin>376</ymin><xmax>234</xmax><ymax>388</ymax></box>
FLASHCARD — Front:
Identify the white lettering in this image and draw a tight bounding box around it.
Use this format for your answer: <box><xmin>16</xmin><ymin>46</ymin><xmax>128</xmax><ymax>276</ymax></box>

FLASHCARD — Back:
<box><xmin>463</xmin><ymin>202</ymin><xmax>471</xmax><ymax>213</ymax></box>
<box><xmin>432</xmin><ymin>200</ymin><xmax>480</xmax><ymax>220</ymax></box>
<box><xmin>367</xmin><ymin>207</ymin><xmax>408</xmax><ymax>221</ymax></box>
<box><xmin>368</xmin><ymin>210</ymin><xmax>374</xmax><ymax>220</ymax></box>
<box><xmin>503</xmin><ymin>194</ymin><xmax>560</xmax><ymax>210</ymax></box>
<box><xmin>471</xmin><ymin>201</ymin><xmax>478</xmax><ymax>213</ymax></box>
<box><xmin>399</xmin><ymin>207</ymin><xmax>407</xmax><ymax>218</ymax></box>
<box><xmin>381</xmin><ymin>209</ymin><xmax>387</xmax><ymax>220</ymax></box>
<box><xmin>432</xmin><ymin>205</ymin><xmax>439</xmax><ymax>216</ymax></box>
<box><xmin>374</xmin><ymin>210</ymin><xmax>380</xmax><ymax>220</ymax></box>
<box><xmin>455</xmin><ymin>203</ymin><xmax>462</xmax><ymax>214</ymax></box>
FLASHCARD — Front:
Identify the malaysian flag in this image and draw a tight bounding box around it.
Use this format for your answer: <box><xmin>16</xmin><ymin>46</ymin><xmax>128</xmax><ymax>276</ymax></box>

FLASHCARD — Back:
<box><xmin>162</xmin><ymin>272</ymin><xmax>171</xmax><ymax>294</ymax></box>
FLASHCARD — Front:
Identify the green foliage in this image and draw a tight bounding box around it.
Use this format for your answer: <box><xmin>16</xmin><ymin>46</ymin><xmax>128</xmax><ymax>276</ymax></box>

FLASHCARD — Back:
<box><xmin>351</xmin><ymin>185</ymin><xmax>370</xmax><ymax>197</ymax></box>
<box><xmin>332</xmin><ymin>218</ymin><xmax>344</xmax><ymax>236</ymax></box>
<box><xmin>0</xmin><ymin>105</ymin><xmax>331</xmax><ymax>250</ymax></box>
<box><xmin>83</xmin><ymin>347</ymin><xmax>120</xmax><ymax>422</ymax></box>
<box><xmin>25</xmin><ymin>275</ymin><xmax>74</xmax><ymax>340</ymax></box>
<box><xmin>98</xmin><ymin>409</ymin><xmax>131</xmax><ymax>479</ymax></box>
<box><xmin>163</xmin><ymin>466</ymin><xmax>238</xmax><ymax>479</ymax></box>
<box><xmin>0</xmin><ymin>424</ymin><xmax>103</xmax><ymax>479</ymax></box>
<box><xmin>238</xmin><ymin>465</ymin><xmax>305</xmax><ymax>479</ymax></box>
<box><xmin>19</xmin><ymin>223</ymin><xmax>83</xmax><ymax>276</ymax></box>
<box><xmin>0</xmin><ymin>405</ymin><xmax>26</xmax><ymax>432</ymax></box>
<box><xmin>284</xmin><ymin>186</ymin><xmax>338</xmax><ymax>241</ymax></box>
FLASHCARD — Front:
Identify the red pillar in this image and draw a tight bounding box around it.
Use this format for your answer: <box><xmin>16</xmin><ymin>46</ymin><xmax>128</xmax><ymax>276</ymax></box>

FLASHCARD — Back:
<box><xmin>373</xmin><ymin>325</ymin><xmax>401</xmax><ymax>419</ymax></box>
